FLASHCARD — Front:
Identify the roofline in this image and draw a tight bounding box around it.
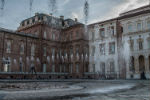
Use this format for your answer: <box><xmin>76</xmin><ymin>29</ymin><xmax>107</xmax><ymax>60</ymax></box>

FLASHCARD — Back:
<box><xmin>88</xmin><ymin>18</ymin><xmax>118</xmax><ymax>27</ymax></box>
<box><xmin>0</xmin><ymin>27</ymin><xmax>38</xmax><ymax>38</ymax></box>
<box><xmin>120</xmin><ymin>5</ymin><xmax>150</xmax><ymax>15</ymax></box>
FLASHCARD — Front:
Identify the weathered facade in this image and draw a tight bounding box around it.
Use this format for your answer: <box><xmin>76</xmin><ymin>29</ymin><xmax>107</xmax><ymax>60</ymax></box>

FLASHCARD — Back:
<box><xmin>88</xmin><ymin>5</ymin><xmax>150</xmax><ymax>79</ymax></box>
<box><xmin>0</xmin><ymin>5</ymin><xmax>149</xmax><ymax>79</ymax></box>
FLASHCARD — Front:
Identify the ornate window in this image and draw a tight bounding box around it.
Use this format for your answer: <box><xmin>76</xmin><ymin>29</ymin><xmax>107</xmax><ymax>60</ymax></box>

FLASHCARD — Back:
<box><xmin>128</xmin><ymin>23</ymin><xmax>133</xmax><ymax>32</ymax></box>
<box><xmin>129</xmin><ymin>38</ymin><xmax>134</xmax><ymax>51</ymax></box>
<box><xmin>99</xmin><ymin>28</ymin><xmax>105</xmax><ymax>37</ymax></box>
<box><xmin>138</xmin><ymin>37</ymin><xmax>143</xmax><ymax>50</ymax></box>
<box><xmin>147</xmin><ymin>20</ymin><xmax>150</xmax><ymax>29</ymax></box>
<box><xmin>110</xmin><ymin>61</ymin><xmax>115</xmax><ymax>73</ymax></box>
<box><xmin>137</xmin><ymin>22</ymin><xmax>142</xmax><ymax>31</ymax></box>
<box><xmin>99</xmin><ymin>43</ymin><xmax>105</xmax><ymax>55</ymax></box>
<box><xmin>109</xmin><ymin>42</ymin><xmax>115</xmax><ymax>54</ymax></box>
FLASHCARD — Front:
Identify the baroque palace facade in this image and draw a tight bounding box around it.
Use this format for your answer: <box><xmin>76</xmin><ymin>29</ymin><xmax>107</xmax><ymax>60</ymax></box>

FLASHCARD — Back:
<box><xmin>0</xmin><ymin>5</ymin><xmax>149</xmax><ymax>79</ymax></box>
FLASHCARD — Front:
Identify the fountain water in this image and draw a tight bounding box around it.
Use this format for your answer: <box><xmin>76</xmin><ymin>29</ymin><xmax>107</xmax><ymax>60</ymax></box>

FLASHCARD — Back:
<box><xmin>83</xmin><ymin>0</ymin><xmax>89</xmax><ymax>35</ymax></box>
<box><xmin>84</xmin><ymin>0</ymin><xmax>89</xmax><ymax>25</ymax></box>
<box><xmin>48</xmin><ymin>0</ymin><xmax>57</xmax><ymax>14</ymax></box>
<box><xmin>0</xmin><ymin>0</ymin><xmax>4</xmax><ymax>10</ymax></box>
<box><xmin>29</xmin><ymin>0</ymin><xmax>34</xmax><ymax>16</ymax></box>
<box><xmin>0</xmin><ymin>0</ymin><xmax>5</xmax><ymax>16</ymax></box>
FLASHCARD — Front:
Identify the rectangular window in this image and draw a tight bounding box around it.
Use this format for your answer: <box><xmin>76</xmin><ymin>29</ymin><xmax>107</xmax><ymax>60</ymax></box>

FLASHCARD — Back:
<box><xmin>31</xmin><ymin>44</ymin><xmax>35</xmax><ymax>56</ymax></box>
<box><xmin>109</xmin><ymin>42</ymin><xmax>115</xmax><ymax>54</ymax></box>
<box><xmin>44</xmin><ymin>31</ymin><xmax>47</xmax><ymax>39</ymax></box>
<box><xmin>70</xmin><ymin>64</ymin><xmax>73</xmax><ymax>73</ymax></box>
<box><xmin>43</xmin><ymin>47</ymin><xmax>46</xmax><ymax>56</ymax></box>
<box><xmin>92</xmin><ymin>32</ymin><xmax>95</xmax><ymax>41</ymax></box>
<box><xmin>110</xmin><ymin>62</ymin><xmax>115</xmax><ymax>73</ymax></box>
<box><xmin>130</xmin><ymin>40</ymin><xmax>134</xmax><ymax>51</ymax></box>
<box><xmin>137</xmin><ymin>23</ymin><xmax>142</xmax><ymax>31</ymax></box>
<box><xmin>128</xmin><ymin>24</ymin><xmax>133</xmax><ymax>32</ymax></box>
<box><xmin>52</xmin><ymin>48</ymin><xmax>55</xmax><ymax>56</ymax></box>
<box><xmin>70</xmin><ymin>33</ymin><xmax>72</xmax><ymax>40</ymax></box>
<box><xmin>111</xmin><ymin>26</ymin><xmax>115</xmax><ymax>36</ymax></box>
<box><xmin>43</xmin><ymin>64</ymin><xmax>46</xmax><ymax>73</ymax></box>
<box><xmin>93</xmin><ymin>64</ymin><xmax>95</xmax><ymax>72</ymax></box>
<box><xmin>100</xmin><ymin>28</ymin><xmax>105</xmax><ymax>37</ymax></box>
<box><xmin>139</xmin><ymin>41</ymin><xmax>143</xmax><ymax>50</ymax></box>
<box><xmin>52</xmin><ymin>64</ymin><xmax>55</xmax><ymax>72</ymax></box>
<box><xmin>76</xmin><ymin>31</ymin><xmax>79</xmax><ymax>38</ymax></box>
<box><xmin>76</xmin><ymin>64</ymin><xmax>79</xmax><ymax>73</ymax></box>
<box><xmin>20</xmin><ymin>44</ymin><xmax>24</xmax><ymax>54</ymax></box>
<box><xmin>6</xmin><ymin>41</ymin><xmax>11</xmax><ymax>53</ymax></box>
<box><xmin>99</xmin><ymin>44</ymin><xmax>105</xmax><ymax>55</ymax></box>
<box><xmin>148</xmin><ymin>39</ymin><xmax>150</xmax><ymax>49</ymax></box>
<box><xmin>91</xmin><ymin>46</ymin><xmax>95</xmax><ymax>56</ymax></box>
<box><xmin>147</xmin><ymin>21</ymin><xmax>150</xmax><ymax>29</ymax></box>
<box><xmin>101</xmin><ymin>62</ymin><xmax>105</xmax><ymax>74</ymax></box>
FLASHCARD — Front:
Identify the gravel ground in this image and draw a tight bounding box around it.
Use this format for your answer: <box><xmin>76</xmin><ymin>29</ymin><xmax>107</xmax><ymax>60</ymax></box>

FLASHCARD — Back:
<box><xmin>0</xmin><ymin>80</ymin><xmax>149</xmax><ymax>100</ymax></box>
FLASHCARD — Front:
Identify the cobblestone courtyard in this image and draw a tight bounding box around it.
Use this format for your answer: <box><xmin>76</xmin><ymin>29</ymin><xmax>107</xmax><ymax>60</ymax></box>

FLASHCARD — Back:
<box><xmin>0</xmin><ymin>80</ymin><xmax>149</xmax><ymax>100</ymax></box>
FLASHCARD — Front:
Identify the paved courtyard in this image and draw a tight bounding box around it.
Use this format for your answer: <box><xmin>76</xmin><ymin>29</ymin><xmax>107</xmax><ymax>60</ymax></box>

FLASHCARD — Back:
<box><xmin>0</xmin><ymin>80</ymin><xmax>149</xmax><ymax>100</ymax></box>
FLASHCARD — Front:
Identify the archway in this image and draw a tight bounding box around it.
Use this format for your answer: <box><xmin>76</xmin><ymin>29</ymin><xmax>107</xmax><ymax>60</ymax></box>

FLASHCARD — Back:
<box><xmin>139</xmin><ymin>55</ymin><xmax>146</xmax><ymax>79</ymax></box>
<box><xmin>149</xmin><ymin>55</ymin><xmax>150</xmax><ymax>71</ymax></box>
<box><xmin>101</xmin><ymin>62</ymin><xmax>105</xmax><ymax>78</ymax></box>
<box><xmin>130</xmin><ymin>56</ymin><xmax>135</xmax><ymax>72</ymax></box>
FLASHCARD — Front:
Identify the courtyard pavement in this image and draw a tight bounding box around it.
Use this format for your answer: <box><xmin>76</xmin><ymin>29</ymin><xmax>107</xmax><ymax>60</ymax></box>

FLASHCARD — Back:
<box><xmin>0</xmin><ymin>80</ymin><xmax>149</xmax><ymax>100</ymax></box>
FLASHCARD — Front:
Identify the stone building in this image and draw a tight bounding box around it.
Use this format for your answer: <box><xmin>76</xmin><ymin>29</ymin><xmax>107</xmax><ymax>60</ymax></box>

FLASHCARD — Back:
<box><xmin>0</xmin><ymin>5</ymin><xmax>150</xmax><ymax>79</ymax></box>
<box><xmin>0</xmin><ymin>13</ymin><xmax>89</xmax><ymax>79</ymax></box>
<box><xmin>88</xmin><ymin>5</ymin><xmax>150</xmax><ymax>79</ymax></box>
<box><xmin>88</xmin><ymin>18</ymin><xmax>119</xmax><ymax>79</ymax></box>
<box><xmin>119</xmin><ymin>5</ymin><xmax>150</xmax><ymax>79</ymax></box>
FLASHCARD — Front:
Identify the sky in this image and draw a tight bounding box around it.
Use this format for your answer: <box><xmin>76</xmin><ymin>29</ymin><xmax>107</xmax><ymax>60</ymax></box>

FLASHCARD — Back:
<box><xmin>0</xmin><ymin>0</ymin><xmax>149</xmax><ymax>30</ymax></box>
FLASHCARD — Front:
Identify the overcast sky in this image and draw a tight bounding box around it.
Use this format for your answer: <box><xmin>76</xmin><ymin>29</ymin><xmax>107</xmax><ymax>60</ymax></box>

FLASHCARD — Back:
<box><xmin>0</xmin><ymin>0</ymin><xmax>149</xmax><ymax>30</ymax></box>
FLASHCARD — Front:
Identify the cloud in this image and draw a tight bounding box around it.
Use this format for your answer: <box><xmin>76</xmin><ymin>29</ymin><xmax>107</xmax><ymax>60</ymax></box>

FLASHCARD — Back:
<box><xmin>88</xmin><ymin>0</ymin><xmax>149</xmax><ymax>24</ymax></box>
<box><xmin>0</xmin><ymin>0</ymin><xmax>149</xmax><ymax>30</ymax></box>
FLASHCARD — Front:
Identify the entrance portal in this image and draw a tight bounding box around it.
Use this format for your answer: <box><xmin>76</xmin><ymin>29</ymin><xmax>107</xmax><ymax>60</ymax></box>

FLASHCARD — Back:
<box><xmin>139</xmin><ymin>55</ymin><xmax>146</xmax><ymax>79</ymax></box>
<box><xmin>149</xmin><ymin>55</ymin><xmax>150</xmax><ymax>70</ymax></box>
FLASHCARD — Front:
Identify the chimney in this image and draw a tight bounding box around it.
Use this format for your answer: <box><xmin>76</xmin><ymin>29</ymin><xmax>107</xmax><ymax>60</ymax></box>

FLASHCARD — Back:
<box><xmin>60</xmin><ymin>16</ymin><xmax>64</xmax><ymax>20</ymax></box>
<box><xmin>49</xmin><ymin>13</ymin><xmax>53</xmax><ymax>16</ymax></box>
<box><xmin>35</xmin><ymin>13</ymin><xmax>39</xmax><ymax>16</ymax></box>
<box><xmin>75</xmin><ymin>18</ymin><xmax>78</xmax><ymax>22</ymax></box>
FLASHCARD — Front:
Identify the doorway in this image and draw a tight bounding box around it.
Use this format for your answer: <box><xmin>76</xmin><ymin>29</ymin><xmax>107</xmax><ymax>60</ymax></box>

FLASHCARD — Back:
<box><xmin>139</xmin><ymin>55</ymin><xmax>146</xmax><ymax>79</ymax></box>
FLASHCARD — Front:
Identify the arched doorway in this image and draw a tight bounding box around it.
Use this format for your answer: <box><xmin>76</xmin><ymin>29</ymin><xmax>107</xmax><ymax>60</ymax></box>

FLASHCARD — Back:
<box><xmin>101</xmin><ymin>62</ymin><xmax>105</xmax><ymax>78</ymax></box>
<box><xmin>139</xmin><ymin>55</ymin><xmax>146</xmax><ymax>79</ymax></box>
<box><xmin>149</xmin><ymin>55</ymin><xmax>150</xmax><ymax>71</ymax></box>
<box><xmin>130</xmin><ymin>56</ymin><xmax>135</xmax><ymax>72</ymax></box>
